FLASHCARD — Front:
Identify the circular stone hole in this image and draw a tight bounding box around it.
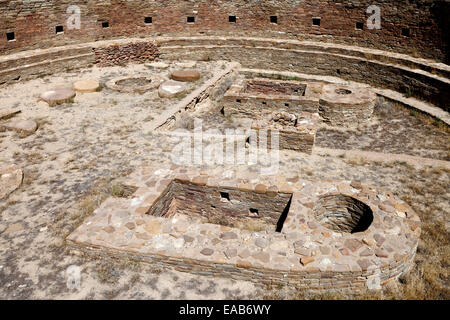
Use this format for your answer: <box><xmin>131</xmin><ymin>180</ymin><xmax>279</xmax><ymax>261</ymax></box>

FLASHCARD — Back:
<box><xmin>312</xmin><ymin>195</ymin><xmax>373</xmax><ymax>233</ymax></box>
<box><xmin>335</xmin><ymin>88</ymin><xmax>352</xmax><ymax>95</ymax></box>
<box><xmin>116</xmin><ymin>77</ymin><xmax>152</xmax><ymax>86</ymax></box>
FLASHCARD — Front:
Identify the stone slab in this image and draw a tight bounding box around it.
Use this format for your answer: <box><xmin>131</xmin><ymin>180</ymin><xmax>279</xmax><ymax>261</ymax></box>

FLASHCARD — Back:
<box><xmin>170</xmin><ymin>69</ymin><xmax>201</xmax><ymax>82</ymax></box>
<box><xmin>2</xmin><ymin>119</ymin><xmax>37</xmax><ymax>137</ymax></box>
<box><xmin>0</xmin><ymin>165</ymin><xmax>23</xmax><ymax>200</ymax></box>
<box><xmin>0</xmin><ymin>109</ymin><xmax>21</xmax><ymax>120</ymax></box>
<box><xmin>73</xmin><ymin>80</ymin><xmax>100</xmax><ymax>93</ymax></box>
<box><xmin>158</xmin><ymin>80</ymin><xmax>187</xmax><ymax>98</ymax></box>
<box><xmin>40</xmin><ymin>88</ymin><xmax>76</xmax><ymax>106</ymax></box>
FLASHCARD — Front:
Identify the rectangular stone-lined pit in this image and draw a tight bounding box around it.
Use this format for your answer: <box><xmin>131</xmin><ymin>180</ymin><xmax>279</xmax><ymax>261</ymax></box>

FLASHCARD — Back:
<box><xmin>222</xmin><ymin>78</ymin><xmax>323</xmax><ymax>118</ymax></box>
<box><xmin>251</xmin><ymin>111</ymin><xmax>320</xmax><ymax>154</ymax></box>
<box><xmin>244</xmin><ymin>80</ymin><xmax>307</xmax><ymax>97</ymax></box>
<box><xmin>148</xmin><ymin>179</ymin><xmax>292</xmax><ymax>232</ymax></box>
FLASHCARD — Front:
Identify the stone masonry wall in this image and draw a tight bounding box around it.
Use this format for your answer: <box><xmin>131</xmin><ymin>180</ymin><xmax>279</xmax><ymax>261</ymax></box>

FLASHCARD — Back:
<box><xmin>0</xmin><ymin>1</ymin><xmax>449</xmax><ymax>63</ymax></box>
<box><xmin>149</xmin><ymin>180</ymin><xmax>292</xmax><ymax>232</ymax></box>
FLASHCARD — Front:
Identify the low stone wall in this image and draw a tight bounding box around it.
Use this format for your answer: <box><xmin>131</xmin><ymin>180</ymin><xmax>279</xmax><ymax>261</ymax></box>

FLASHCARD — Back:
<box><xmin>222</xmin><ymin>79</ymin><xmax>323</xmax><ymax>117</ymax></box>
<box><xmin>251</xmin><ymin>112</ymin><xmax>319</xmax><ymax>154</ymax></box>
<box><xmin>67</xmin><ymin>164</ymin><xmax>421</xmax><ymax>293</ymax></box>
<box><xmin>94</xmin><ymin>41</ymin><xmax>159</xmax><ymax>67</ymax></box>
<box><xmin>0</xmin><ymin>36</ymin><xmax>448</xmax><ymax>114</ymax></box>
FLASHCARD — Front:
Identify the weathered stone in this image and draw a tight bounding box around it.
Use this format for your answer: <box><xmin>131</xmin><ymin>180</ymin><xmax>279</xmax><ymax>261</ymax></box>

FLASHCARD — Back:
<box><xmin>144</xmin><ymin>221</ymin><xmax>162</xmax><ymax>235</ymax></box>
<box><xmin>220</xmin><ymin>232</ymin><xmax>238</xmax><ymax>240</ymax></box>
<box><xmin>224</xmin><ymin>248</ymin><xmax>237</xmax><ymax>259</ymax></box>
<box><xmin>0</xmin><ymin>165</ymin><xmax>23</xmax><ymax>200</ymax></box>
<box><xmin>375</xmin><ymin>249</ymin><xmax>389</xmax><ymax>258</ymax></box>
<box><xmin>170</xmin><ymin>69</ymin><xmax>201</xmax><ymax>82</ymax></box>
<box><xmin>0</xmin><ymin>108</ymin><xmax>20</xmax><ymax>120</ymax></box>
<box><xmin>344</xmin><ymin>239</ymin><xmax>364</xmax><ymax>252</ymax></box>
<box><xmin>158</xmin><ymin>80</ymin><xmax>187</xmax><ymax>98</ymax></box>
<box><xmin>200</xmin><ymin>248</ymin><xmax>214</xmax><ymax>256</ymax></box>
<box><xmin>300</xmin><ymin>257</ymin><xmax>315</xmax><ymax>266</ymax></box>
<box><xmin>40</xmin><ymin>88</ymin><xmax>76</xmax><ymax>106</ymax></box>
<box><xmin>363</xmin><ymin>237</ymin><xmax>376</xmax><ymax>247</ymax></box>
<box><xmin>254</xmin><ymin>184</ymin><xmax>267</xmax><ymax>194</ymax></box>
<box><xmin>73</xmin><ymin>80</ymin><xmax>100</xmax><ymax>93</ymax></box>
<box><xmin>2</xmin><ymin>119</ymin><xmax>37</xmax><ymax>136</ymax></box>
<box><xmin>359</xmin><ymin>248</ymin><xmax>374</xmax><ymax>257</ymax></box>
<box><xmin>255</xmin><ymin>238</ymin><xmax>269</xmax><ymax>248</ymax></box>
<box><xmin>295</xmin><ymin>247</ymin><xmax>312</xmax><ymax>256</ymax></box>
<box><xmin>125</xmin><ymin>222</ymin><xmax>135</xmax><ymax>230</ymax></box>
<box><xmin>103</xmin><ymin>226</ymin><xmax>115</xmax><ymax>233</ymax></box>
<box><xmin>145</xmin><ymin>61</ymin><xmax>169</xmax><ymax>69</ymax></box>
<box><xmin>319</xmin><ymin>246</ymin><xmax>331</xmax><ymax>255</ymax></box>
<box><xmin>253</xmin><ymin>252</ymin><xmax>270</xmax><ymax>263</ymax></box>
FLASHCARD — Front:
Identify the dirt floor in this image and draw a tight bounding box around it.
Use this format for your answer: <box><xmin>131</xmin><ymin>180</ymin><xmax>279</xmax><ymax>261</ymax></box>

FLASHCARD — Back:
<box><xmin>0</xmin><ymin>63</ymin><xmax>448</xmax><ymax>299</ymax></box>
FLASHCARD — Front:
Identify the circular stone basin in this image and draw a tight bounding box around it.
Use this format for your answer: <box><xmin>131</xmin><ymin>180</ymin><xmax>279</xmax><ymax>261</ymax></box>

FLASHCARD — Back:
<box><xmin>170</xmin><ymin>69</ymin><xmax>201</xmax><ymax>82</ymax></box>
<box><xmin>105</xmin><ymin>75</ymin><xmax>163</xmax><ymax>94</ymax></box>
<box><xmin>312</xmin><ymin>194</ymin><xmax>374</xmax><ymax>233</ymax></box>
<box><xmin>73</xmin><ymin>80</ymin><xmax>100</xmax><ymax>93</ymax></box>
<box><xmin>158</xmin><ymin>80</ymin><xmax>187</xmax><ymax>98</ymax></box>
<box><xmin>40</xmin><ymin>88</ymin><xmax>76</xmax><ymax>106</ymax></box>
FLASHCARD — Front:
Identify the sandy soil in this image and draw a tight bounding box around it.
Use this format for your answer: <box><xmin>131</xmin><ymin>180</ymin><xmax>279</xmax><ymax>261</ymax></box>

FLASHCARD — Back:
<box><xmin>0</xmin><ymin>62</ymin><xmax>448</xmax><ymax>299</ymax></box>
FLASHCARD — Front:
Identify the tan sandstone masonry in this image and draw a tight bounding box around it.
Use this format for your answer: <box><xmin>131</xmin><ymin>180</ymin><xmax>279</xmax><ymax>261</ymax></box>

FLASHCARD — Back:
<box><xmin>251</xmin><ymin>112</ymin><xmax>320</xmax><ymax>154</ymax></box>
<box><xmin>1</xmin><ymin>37</ymin><xmax>449</xmax><ymax>113</ymax></box>
<box><xmin>318</xmin><ymin>84</ymin><xmax>376</xmax><ymax>127</ymax></box>
<box><xmin>1</xmin><ymin>1</ymin><xmax>448</xmax><ymax>63</ymax></box>
<box><xmin>222</xmin><ymin>78</ymin><xmax>323</xmax><ymax>117</ymax></box>
<box><xmin>67</xmin><ymin>165</ymin><xmax>421</xmax><ymax>293</ymax></box>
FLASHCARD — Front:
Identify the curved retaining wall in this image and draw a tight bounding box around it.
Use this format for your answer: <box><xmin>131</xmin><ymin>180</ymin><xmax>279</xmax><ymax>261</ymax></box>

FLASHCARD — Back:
<box><xmin>1</xmin><ymin>37</ymin><xmax>449</xmax><ymax>113</ymax></box>
<box><xmin>1</xmin><ymin>1</ymin><xmax>449</xmax><ymax>63</ymax></box>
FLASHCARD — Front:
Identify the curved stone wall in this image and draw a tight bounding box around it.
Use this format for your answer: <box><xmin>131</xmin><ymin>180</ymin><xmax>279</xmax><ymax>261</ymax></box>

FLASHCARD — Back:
<box><xmin>1</xmin><ymin>1</ymin><xmax>449</xmax><ymax>63</ymax></box>
<box><xmin>1</xmin><ymin>37</ymin><xmax>449</xmax><ymax>113</ymax></box>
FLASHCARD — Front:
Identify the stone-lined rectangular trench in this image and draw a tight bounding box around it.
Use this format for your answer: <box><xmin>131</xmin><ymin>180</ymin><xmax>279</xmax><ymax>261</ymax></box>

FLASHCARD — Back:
<box><xmin>148</xmin><ymin>180</ymin><xmax>292</xmax><ymax>233</ymax></box>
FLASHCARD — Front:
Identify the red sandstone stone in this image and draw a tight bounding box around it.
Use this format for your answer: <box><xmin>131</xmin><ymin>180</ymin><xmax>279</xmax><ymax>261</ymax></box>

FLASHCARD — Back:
<box><xmin>170</xmin><ymin>70</ymin><xmax>201</xmax><ymax>82</ymax></box>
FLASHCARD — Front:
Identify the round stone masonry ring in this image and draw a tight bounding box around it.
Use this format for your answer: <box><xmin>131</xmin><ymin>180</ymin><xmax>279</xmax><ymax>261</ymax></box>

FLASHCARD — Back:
<box><xmin>318</xmin><ymin>84</ymin><xmax>377</xmax><ymax>127</ymax></box>
<box><xmin>105</xmin><ymin>75</ymin><xmax>164</xmax><ymax>94</ymax></box>
<box><xmin>39</xmin><ymin>88</ymin><xmax>76</xmax><ymax>106</ymax></box>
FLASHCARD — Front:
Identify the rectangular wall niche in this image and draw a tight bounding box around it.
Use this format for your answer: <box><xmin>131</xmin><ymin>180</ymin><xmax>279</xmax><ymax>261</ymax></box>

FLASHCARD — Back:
<box><xmin>229</xmin><ymin>16</ymin><xmax>237</xmax><ymax>23</ymax></box>
<box><xmin>187</xmin><ymin>16</ymin><xmax>195</xmax><ymax>23</ymax></box>
<box><xmin>6</xmin><ymin>32</ymin><xmax>15</xmax><ymax>41</ymax></box>
<box><xmin>145</xmin><ymin>17</ymin><xmax>153</xmax><ymax>24</ymax></box>
<box><xmin>148</xmin><ymin>180</ymin><xmax>292</xmax><ymax>233</ymax></box>
<box><xmin>55</xmin><ymin>25</ymin><xmax>64</xmax><ymax>34</ymax></box>
<box><xmin>313</xmin><ymin>17</ymin><xmax>321</xmax><ymax>26</ymax></box>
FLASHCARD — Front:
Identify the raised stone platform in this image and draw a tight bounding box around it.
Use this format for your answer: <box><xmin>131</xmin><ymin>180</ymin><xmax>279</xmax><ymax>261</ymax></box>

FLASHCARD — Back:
<box><xmin>251</xmin><ymin>111</ymin><xmax>320</xmax><ymax>154</ymax></box>
<box><xmin>73</xmin><ymin>80</ymin><xmax>100</xmax><ymax>93</ymax></box>
<box><xmin>318</xmin><ymin>84</ymin><xmax>377</xmax><ymax>127</ymax></box>
<box><xmin>170</xmin><ymin>69</ymin><xmax>201</xmax><ymax>82</ymax></box>
<box><xmin>158</xmin><ymin>80</ymin><xmax>187</xmax><ymax>98</ymax></box>
<box><xmin>39</xmin><ymin>88</ymin><xmax>76</xmax><ymax>106</ymax></box>
<box><xmin>222</xmin><ymin>78</ymin><xmax>323</xmax><ymax>118</ymax></box>
<box><xmin>67</xmin><ymin>165</ymin><xmax>420</xmax><ymax>292</ymax></box>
